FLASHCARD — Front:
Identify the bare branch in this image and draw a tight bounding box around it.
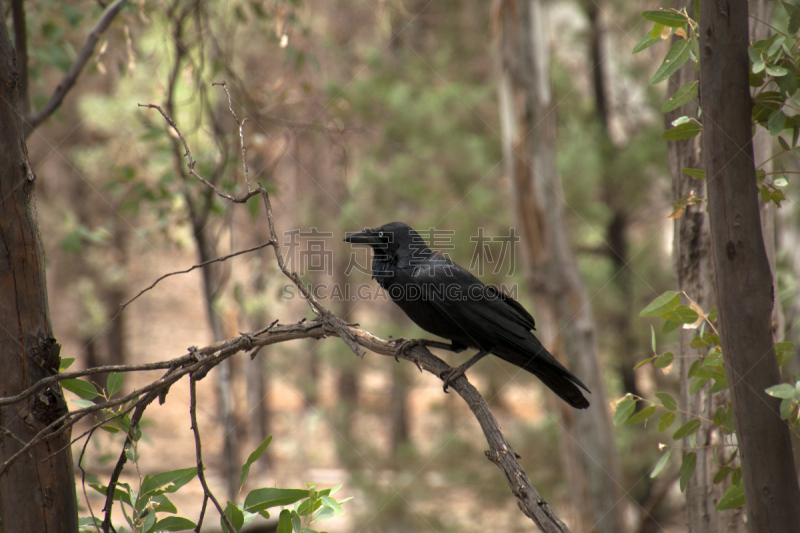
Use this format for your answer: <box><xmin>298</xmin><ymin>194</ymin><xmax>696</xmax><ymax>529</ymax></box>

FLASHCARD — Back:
<box><xmin>137</xmin><ymin>103</ymin><xmax>261</xmax><ymax>204</ymax></box>
<box><xmin>190</xmin><ymin>375</ymin><xmax>235</xmax><ymax>532</ymax></box>
<box><xmin>121</xmin><ymin>240</ymin><xmax>275</xmax><ymax>311</ymax></box>
<box><xmin>77</xmin><ymin>428</ymin><xmax>100</xmax><ymax>533</ymax></box>
<box><xmin>102</xmin><ymin>386</ymin><xmax>163</xmax><ymax>533</ymax></box>
<box><xmin>0</xmin><ymin>316</ymin><xmax>570</xmax><ymax>532</ymax></box>
<box><xmin>24</xmin><ymin>0</ymin><xmax>129</xmax><ymax>136</ymax></box>
<box><xmin>0</xmin><ymin>353</ymin><xmax>197</xmax><ymax>407</ymax></box>
<box><xmin>195</xmin><ymin>493</ymin><xmax>209</xmax><ymax>533</ymax></box>
<box><xmin>212</xmin><ymin>81</ymin><xmax>251</xmax><ymax>191</ymax></box>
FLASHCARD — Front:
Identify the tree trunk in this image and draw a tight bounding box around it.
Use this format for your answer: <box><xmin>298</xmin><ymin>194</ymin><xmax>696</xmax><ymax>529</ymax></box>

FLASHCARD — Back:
<box><xmin>0</xmin><ymin>11</ymin><xmax>79</xmax><ymax>532</ymax></box>
<box><xmin>497</xmin><ymin>2</ymin><xmax>621</xmax><ymax>531</ymax></box>
<box><xmin>699</xmin><ymin>2</ymin><xmax>800</xmax><ymax>531</ymax></box>
<box><xmin>749</xmin><ymin>1</ymin><xmax>784</xmax><ymax>345</ymax></box>
<box><xmin>664</xmin><ymin>3</ymin><xmax>741</xmax><ymax>530</ymax></box>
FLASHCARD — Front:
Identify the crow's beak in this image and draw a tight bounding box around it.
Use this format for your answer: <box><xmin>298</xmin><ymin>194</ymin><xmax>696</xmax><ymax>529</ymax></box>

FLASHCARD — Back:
<box><xmin>344</xmin><ymin>229</ymin><xmax>378</xmax><ymax>245</ymax></box>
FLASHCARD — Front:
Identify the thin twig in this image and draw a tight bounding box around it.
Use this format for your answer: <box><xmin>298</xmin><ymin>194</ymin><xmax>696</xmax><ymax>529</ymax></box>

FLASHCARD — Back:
<box><xmin>101</xmin><ymin>385</ymin><xmax>165</xmax><ymax>533</ymax></box>
<box><xmin>190</xmin><ymin>375</ymin><xmax>235</xmax><ymax>533</ymax></box>
<box><xmin>212</xmin><ymin>81</ymin><xmax>251</xmax><ymax>191</ymax></box>
<box><xmin>120</xmin><ymin>241</ymin><xmax>275</xmax><ymax>311</ymax></box>
<box><xmin>25</xmin><ymin>0</ymin><xmax>129</xmax><ymax>135</ymax></box>
<box><xmin>194</xmin><ymin>493</ymin><xmax>209</xmax><ymax>533</ymax></box>
<box><xmin>137</xmin><ymin>103</ymin><xmax>261</xmax><ymax>203</ymax></box>
<box><xmin>0</xmin><ymin>353</ymin><xmax>197</xmax><ymax>407</ymax></box>
<box><xmin>78</xmin><ymin>428</ymin><xmax>100</xmax><ymax>533</ymax></box>
<box><xmin>0</xmin><ymin>364</ymin><xmax>193</xmax><ymax>478</ymax></box>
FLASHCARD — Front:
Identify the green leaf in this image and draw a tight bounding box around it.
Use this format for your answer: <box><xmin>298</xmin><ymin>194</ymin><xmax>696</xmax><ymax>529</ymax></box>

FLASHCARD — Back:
<box><xmin>753</xmin><ymin>91</ymin><xmax>783</xmax><ymax>122</ymax></box>
<box><xmin>672</xmin><ymin>418</ymin><xmax>702</xmax><ymax>439</ymax></box>
<box><xmin>690</xmin><ymin>376</ymin><xmax>710</xmax><ymax>394</ymax></box>
<box><xmin>633</xmin><ymin>32</ymin><xmax>660</xmax><ymax>54</ymax></box>
<box><xmin>634</xmin><ymin>356</ymin><xmax>656</xmax><ymax>370</ymax></box>
<box><xmin>661</xmin><ymin>305</ymin><xmax>699</xmax><ymax>324</ymax></box>
<box><xmin>613</xmin><ymin>396</ymin><xmax>637</xmax><ymax>426</ymax></box>
<box><xmin>650</xmin><ymin>23</ymin><xmax>665</xmax><ymax>39</ymax></box>
<box><xmin>651</xmin><ymin>39</ymin><xmax>692</xmax><ymax>85</ymax></box>
<box><xmin>765</xmin><ymin>383</ymin><xmax>797</xmax><ymax>399</ymax></box>
<box><xmin>787</xmin><ymin>1</ymin><xmax>800</xmax><ymax>34</ymax></box>
<box><xmin>70</xmin><ymin>399</ymin><xmax>96</xmax><ymax>409</ymax></box>
<box><xmin>62</xmin><ymin>379</ymin><xmax>100</xmax><ymax>400</ymax></box>
<box><xmin>151</xmin><ymin>516</ymin><xmax>197</xmax><ymax>531</ymax></box>
<box><xmin>640</xmin><ymin>291</ymin><xmax>680</xmax><ymax>317</ymax></box>
<box><xmin>775</xmin><ymin>342</ymin><xmax>795</xmax><ymax>366</ymax></box>
<box><xmin>731</xmin><ymin>466</ymin><xmax>742</xmax><ymax>486</ymax></box>
<box><xmin>642</xmin><ymin>10</ymin><xmax>688</xmax><ymax>27</ymax></box>
<box><xmin>766</xmin><ymin>65</ymin><xmax>788</xmax><ymax>77</ymax></box>
<box><xmin>709</xmin><ymin>376</ymin><xmax>728</xmax><ymax>393</ymax></box>
<box><xmin>713</xmin><ymin>466</ymin><xmax>731</xmax><ymax>484</ymax></box>
<box><xmin>748</xmin><ymin>46</ymin><xmax>763</xmax><ymax>64</ymax></box>
<box><xmin>627</xmin><ymin>405</ymin><xmax>657</xmax><ymax>425</ymax></box>
<box><xmin>107</xmin><ymin>373</ymin><xmax>124</xmax><ymax>397</ymax></box>
<box><xmin>59</xmin><ymin>357</ymin><xmax>75</xmax><ymax>371</ymax></box>
<box><xmin>662</xmin><ymin>320</ymin><xmax>681</xmax><ymax>334</ymax></box>
<box><xmin>659</xmin><ymin>411</ymin><xmax>676</xmax><ymax>431</ymax></box>
<box><xmin>716</xmin><ymin>483</ymin><xmax>746</xmax><ymax>510</ymax></box>
<box><xmin>650</xmin><ymin>450</ymin><xmax>671</xmax><ymax>478</ymax></box>
<box><xmin>679</xmin><ymin>452</ymin><xmax>697</xmax><ymax>492</ymax></box>
<box><xmin>654</xmin><ymin>352</ymin><xmax>674</xmax><ymax>369</ymax></box>
<box><xmin>292</xmin><ymin>510</ymin><xmax>302</xmax><ymax>533</ymax></box>
<box><xmin>768</xmin><ymin>110</ymin><xmax>787</xmax><ymax>136</ymax></box>
<box><xmin>662</xmin><ymin>81</ymin><xmax>698</xmax><ymax>112</ymax></box>
<box><xmin>315</xmin><ymin>505</ymin><xmax>336</xmax><ymax>521</ymax></box>
<box><xmin>140</xmin><ymin>467</ymin><xmax>197</xmax><ymax>496</ymax></box>
<box><xmin>244</xmin><ymin>488</ymin><xmax>310</xmax><ymax>513</ymax></box>
<box><xmin>320</xmin><ymin>495</ymin><xmax>344</xmax><ymax>515</ymax></box>
<box><xmin>650</xmin><ymin>325</ymin><xmax>657</xmax><ymax>353</ymax></box>
<box><xmin>681</xmin><ymin>168</ymin><xmax>705</xmax><ymax>179</ymax></box>
<box><xmin>222</xmin><ymin>501</ymin><xmax>245</xmax><ymax>533</ymax></box>
<box><xmin>663</xmin><ymin>121</ymin><xmax>702</xmax><ymax>140</ymax></box>
<box><xmin>780</xmin><ymin>398</ymin><xmax>798</xmax><ymax>420</ymax></box>
<box><xmin>89</xmin><ymin>483</ymin><xmax>133</xmax><ymax>506</ymax></box>
<box><xmin>672</xmin><ymin>115</ymin><xmax>692</xmax><ymax>126</ymax></box>
<box><xmin>277</xmin><ymin>509</ymin><xmax>292</xmax><ymax>533</ymax></box>
<box><xmin>151</xmin><ymin>494</ymin><xmax>178</xmax><ymax>513</ymax></box>
<box><xmin>240</xmin><ymin>435</ymin><xmax>273</xmax><ymax>489</ymax></box>
<box><xmin>655</xmin><ymin>392</ymin><xmax>677</xmax><ymax>411</ymax></box>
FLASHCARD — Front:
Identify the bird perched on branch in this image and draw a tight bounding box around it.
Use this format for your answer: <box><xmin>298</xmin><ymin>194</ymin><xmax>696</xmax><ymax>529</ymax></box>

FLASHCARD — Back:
<box><xmin>344</xmin><ymin>222</ymin><xmax>590</xmax><ymax>409</ymax></box>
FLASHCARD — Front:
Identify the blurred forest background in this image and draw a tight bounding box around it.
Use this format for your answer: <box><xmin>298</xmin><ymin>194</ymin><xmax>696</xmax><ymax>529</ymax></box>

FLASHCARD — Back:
<box><xmin>10</xmin><ymin>0</ymin><xmax>800</xmax><ymax>531</ymax></box>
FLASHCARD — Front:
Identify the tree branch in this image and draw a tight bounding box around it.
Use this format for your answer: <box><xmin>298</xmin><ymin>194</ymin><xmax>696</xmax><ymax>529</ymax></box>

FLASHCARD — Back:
<box><xmin>102</xmin><ymin>385</ymin><xmax>164</xmax><ymax>533</ymax></box>
<box><xmin>189</xmin><ymin>375</ymin><xmax>235</xmax><ymax>533</ymax></box>
<box><xmin>24</xmin><ymin>0</ymin><xmax>129</xmax><ymax>136</ymax></box>
<box><xmin>120</xmin><ymin>240</ymin><xmax>275</xmax><ymax>311</ymax></box>
<box><xmin>137</xmin><ymin>103</ymin><xmax>261</xmax><ymax>204</ymax></box>
<box><xmin>0</xmin><ymin>318</ymin><xmax>572</xmax><ymax>532</ymax></box>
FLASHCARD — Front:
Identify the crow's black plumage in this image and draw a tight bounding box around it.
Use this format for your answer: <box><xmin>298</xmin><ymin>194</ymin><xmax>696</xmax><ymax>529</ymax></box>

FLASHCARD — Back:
<box><xmin>344</xmin><ymin>222</ymin><xmax>590</xmax><ymax>409</ymax></box>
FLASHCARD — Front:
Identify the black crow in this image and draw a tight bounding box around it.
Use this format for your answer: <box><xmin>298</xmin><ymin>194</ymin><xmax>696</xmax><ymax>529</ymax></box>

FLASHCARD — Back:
<box><xmin>344</xmin><ymin>222</ymin><xmax>590</xmax><ymax>409</ymax></box>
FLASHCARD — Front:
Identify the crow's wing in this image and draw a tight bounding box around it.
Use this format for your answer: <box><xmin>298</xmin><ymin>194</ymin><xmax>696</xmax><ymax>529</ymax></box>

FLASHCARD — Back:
<box><xmin>406</xmin><ymin>257</ymin><xmax>589</xmax><ymax>394</ymax></box>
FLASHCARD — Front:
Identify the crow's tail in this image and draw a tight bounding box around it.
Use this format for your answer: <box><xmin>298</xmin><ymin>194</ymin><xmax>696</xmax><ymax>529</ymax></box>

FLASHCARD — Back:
<box><xmin>493</xmin><ymin>345</ymin><xmax>591</xmax><ymax>409</ymax></box>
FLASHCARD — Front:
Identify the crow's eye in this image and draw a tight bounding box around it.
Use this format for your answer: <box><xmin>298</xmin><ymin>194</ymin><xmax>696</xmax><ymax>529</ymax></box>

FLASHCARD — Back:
<box><xmin>378</xmin><ymin>231</ymin><xmax>384</xmax><ymax>237</ymax></box>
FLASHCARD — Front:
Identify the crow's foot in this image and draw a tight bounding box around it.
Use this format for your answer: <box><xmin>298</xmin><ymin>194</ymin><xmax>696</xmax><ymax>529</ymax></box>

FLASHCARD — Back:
<box><xmin>439</xmin><ymin>364</ymin><xmax>470</xmax><ymax>393</ymax></box>
<box><xmin>389</xmin><ymin>337</ymin><xmax>423</xmax><ymax>371</ymax></box>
